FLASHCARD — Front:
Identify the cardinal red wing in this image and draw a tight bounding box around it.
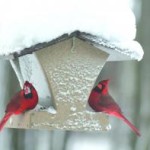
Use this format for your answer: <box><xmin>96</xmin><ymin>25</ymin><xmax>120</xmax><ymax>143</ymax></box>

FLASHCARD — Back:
<box><xmin>98</xmin><ymin>94</ymin><xmax>122</xmax><ymax>114</ymax></box>
<box><xmin>5</xmin><ymin>90</ymin><xmax>23</xmax><ymax>114</ymax></box>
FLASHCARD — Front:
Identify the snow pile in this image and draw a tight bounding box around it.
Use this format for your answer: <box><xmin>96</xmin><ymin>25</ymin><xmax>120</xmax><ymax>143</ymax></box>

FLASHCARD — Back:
<box><xmin>47</xmin><ymin>106</ymin><xmax>57</xmax><ymax>114</ymax></box>
<box><xmin>0</xmin><ymin>0</ymin><xmax>143</xmax><ymax>60</ymax></box>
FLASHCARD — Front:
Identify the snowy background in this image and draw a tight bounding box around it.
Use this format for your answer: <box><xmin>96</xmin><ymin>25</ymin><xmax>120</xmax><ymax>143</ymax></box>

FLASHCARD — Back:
<box><xmin>0</xmin><ymin>0</ymin><xmax>149</xmax><ymax>150</ymax></box>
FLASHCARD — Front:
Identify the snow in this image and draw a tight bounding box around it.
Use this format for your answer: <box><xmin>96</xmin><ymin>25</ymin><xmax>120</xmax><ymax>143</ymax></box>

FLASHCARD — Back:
<box><xmin>106</xmin><ymin>124</ymin><xmax>112</xmax><ymax>130</ymax></box>
<box><xmin>70</xmin><ymin>107</ymin><xmax>77</xmax><ymax>112</ymax></box>
<box><xmin>0</xmin><ymin>0</ymin><xmax>143</xmax><ymax>60</ymax></box>
<box><xmin>111</xmin><ymin>41</ymin><xmax>143</xmax><ymax>61</ymax></box>
<box><xmin>46</xmin><ymin>106</ymin><xmax>57</xmax><ymax>114</ymax></box>
<box><xmin>34</xmin><ymin>104</ymin><xmax>57</xmax><ymax>114</ymax></box>
<box><xmin>92</xmin><ymin>38</ymin><xmax>144</xmax><ymax>61</ymax></box>
<box><xmin>34</xmin><ymin>104</ymin><xmax>46</xmax><ymax>111</ymax></box>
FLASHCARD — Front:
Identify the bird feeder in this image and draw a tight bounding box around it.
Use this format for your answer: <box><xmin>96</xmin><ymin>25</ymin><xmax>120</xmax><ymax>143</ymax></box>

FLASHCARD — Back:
<box><xmin>0</xmin><ymin>31</ymin><xmax>143</xmax><ymax>131</ymax></box>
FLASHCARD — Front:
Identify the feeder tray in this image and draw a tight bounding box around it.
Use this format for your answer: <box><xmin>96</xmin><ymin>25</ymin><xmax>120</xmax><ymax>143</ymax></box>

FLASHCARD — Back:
<box><xmin>0</xmin><ymin>31</ymin><xmax>143</xmax><ymax>131</ymax></box>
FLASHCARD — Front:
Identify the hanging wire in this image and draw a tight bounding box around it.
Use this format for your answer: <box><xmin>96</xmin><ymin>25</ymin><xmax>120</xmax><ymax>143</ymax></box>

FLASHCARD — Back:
<box><xmin>21</xmin><ymin>55</ymin><xmax>33</xmax><ymax>82</ymax></box>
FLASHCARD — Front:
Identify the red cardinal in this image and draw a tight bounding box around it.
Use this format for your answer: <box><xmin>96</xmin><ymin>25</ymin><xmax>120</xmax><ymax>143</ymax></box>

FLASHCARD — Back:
<box><xmin>0</xmin><ymin>81</ymin><xmax>38</xmax><ymax>131</ymax></box>
<box><xmin>88</xmin><ymin>79</ymin><xmax>141</xmax><ymax>136</ymax></box>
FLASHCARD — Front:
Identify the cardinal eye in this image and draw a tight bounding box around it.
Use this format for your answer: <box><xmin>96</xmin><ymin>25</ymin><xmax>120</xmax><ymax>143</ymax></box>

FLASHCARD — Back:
<box><xmin>94</xmin><ymin>85</ymin><xmax>103</xmax><ymax>93</ymax></box>
<box><xmin>97</xmin><ymin>84</ymin><xmax>103</xmax><ymax>90</ymax></box>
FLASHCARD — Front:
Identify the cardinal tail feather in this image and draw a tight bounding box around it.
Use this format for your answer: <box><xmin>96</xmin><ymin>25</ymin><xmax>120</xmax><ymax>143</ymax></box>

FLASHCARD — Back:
<box><xmin>0</xmin><ymin>112</ymin><xmax>13</xmax><ymax>131</ymax></box>
<box><xmin>119</xmin><ymin>113</ymin><xmax>141</xmax><ymax>136</ymax></box>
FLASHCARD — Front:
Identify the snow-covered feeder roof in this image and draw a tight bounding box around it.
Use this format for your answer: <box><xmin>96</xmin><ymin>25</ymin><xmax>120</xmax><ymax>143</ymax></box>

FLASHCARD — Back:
<box><xmin>0</xmin><ymin>0</ymin><xmax>143</xmax><ymax>61</ymax></box>
<box><xmin>0</xmin><ymin>31</ymin><xmax>143</xmax><ymax>61</ymax></box>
